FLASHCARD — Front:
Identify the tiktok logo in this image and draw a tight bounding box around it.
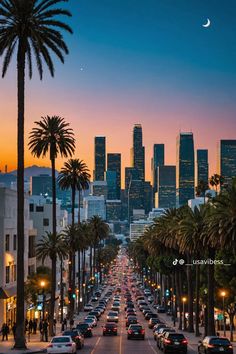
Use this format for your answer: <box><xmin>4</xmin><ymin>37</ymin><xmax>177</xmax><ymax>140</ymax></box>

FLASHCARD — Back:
<box><xmin>173</xmin><ymin>259</ymin><xmax>178</xmax><ymax>265</ymax></box>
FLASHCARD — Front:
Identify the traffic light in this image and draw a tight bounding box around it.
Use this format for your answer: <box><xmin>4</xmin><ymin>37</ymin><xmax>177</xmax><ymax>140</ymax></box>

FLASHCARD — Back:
<box><xmin>72</xmin><ymin>293</ymin><xmax>76</xmax><ymax>299</ymax></box>
<box><xmin>165</xmin><ymin>289</ymin><xmax>170</xmax><ymax>296</ymax></box>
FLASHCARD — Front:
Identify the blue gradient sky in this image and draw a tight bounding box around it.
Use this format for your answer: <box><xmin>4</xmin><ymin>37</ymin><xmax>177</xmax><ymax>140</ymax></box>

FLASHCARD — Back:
<box><xmin>0</xmin><ymin>0</ymin><xmax>236</xmax><ymax>181</ymax></box>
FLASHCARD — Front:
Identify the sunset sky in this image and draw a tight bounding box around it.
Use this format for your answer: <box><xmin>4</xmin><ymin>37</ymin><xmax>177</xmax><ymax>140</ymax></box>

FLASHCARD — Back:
<box><xmin>0</xmin><ymin>0</ymin><xmax>236</xmax><ymax>184</ymax></box>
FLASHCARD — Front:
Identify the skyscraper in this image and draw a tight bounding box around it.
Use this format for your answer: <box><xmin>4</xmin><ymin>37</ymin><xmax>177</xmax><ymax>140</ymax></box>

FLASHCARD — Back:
<box><xmin>131</xmin><ymin>124</ymin><xmax>145</xmax><ymax>180</ymax></box>
<box><xmin>106</xmin><ymin>170</ymin><xmax>117</xmax><ymax>200</ymax></box>
<box><xmin>93</xmin><ymin>136</ymin><xmax>106</xmax><ymax>181</ymax></box>
<box><xmin>143</xmin><ymin>181</ymin><xmax>153</xmax><ymax>214</ymax></box>
<box><xmin>125</xmin><ymin>167</ymin><xmax>144</xmax><ymax>221</ymax></box>
<box><xmin>176</xmin><ymin>132</ymin><xmax>195</xmax><ymax>207</ymax></box>
<box><xmin>151</xmin><ymin>144</ymin><xmax>164</xmax><ymax>195</ymax></box>
<box><xmin>156</xmin><ymin>166</ymin><xmax>176</xmax><ymax>209</ymax></box>
<box><xmin>196</xmin><ymin>149</ymin><xmax>209</xmax><ymax>186</ymax></box>
<box><xmin>219</xmin><ymin>140</ymin><xmax>236</xmax><ymax>187</ymax></box>
<box><xmin>107</xmin><ymin>153</ymin><xmax>121</xmax><ymax>199</ymax></box>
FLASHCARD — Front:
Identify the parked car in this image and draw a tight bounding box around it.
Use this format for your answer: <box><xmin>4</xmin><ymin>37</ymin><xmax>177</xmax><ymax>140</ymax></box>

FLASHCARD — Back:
<box><xmin>198</xmin><ymin>336</ymin><xmax>233</xmax><ymax>354</ymax></box>
<box><xmin>127</xmin><ymin>324</ymin><xmax>145</xmax><ymax>340</ymax></box>
<box><xmin>161</xmin><ymin>332</ymin><xmax>188</xmax><ymax>353</ymax></box>
<box><xmin>156</xmin><ymin>306</ymin><xmax>166</xmax><ymax>313</ymax></box>
<box><xmin>156</xmin><ymin>328</ymin><xmax>175</xmax><ymax>348</ymax></box>
<box><xmin>62</xmin><ymin>330</ymin><xmax>84</xmax><ymax>350</ymax></box>
<box><xmin>76</xmin><ymin>323</ymin><xmax>93</xmax><ymax>338</ymax></box>
<box><xmin>47</xmin><ymin>336</ymin><xmax>77</xmax><ymax>353</ymax></box>
<box><xmin>103</xmin><ymin>322</ymin><xmax>118</xmax><ymax>336</ymax></box>
<box><xmin>148</xmin><ymin>317</ymin><xmax>160</xmax><ymax>329</ymax></box>
<box><xmin>84</xmin><ymin>303</ymin><xmax>93</xmax><ymax>312</ymax></box>
<box><xmin>91</xmin><ymin>296</ymin><xmax>98</xmax><ymax>302</ymax></box>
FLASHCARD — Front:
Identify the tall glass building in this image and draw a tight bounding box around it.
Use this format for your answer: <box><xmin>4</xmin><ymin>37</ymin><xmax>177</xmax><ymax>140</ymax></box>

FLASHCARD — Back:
<box><xmin>106</xmin><ymin>170</ymin><xmax>117</xmax><ymax>200</ymax></box>
<box><xmin>157</xmin><ymin>166</ymin><xmax>176</xmax><ymax>209</ymax></box>
<box><xmin>125</xmin><ymin>167</ymin><xmax>144</xmax><ymax>221</ymax></box>
<box><xmin>176</xmin><ymin>132</ymin><xmax>195</xmax><ymax>207</ymax></box>
<box><xmin>107</xmin><ymin>153</ymin><xmax>121</xmax><ymax>199</ymax></box>
<box><xmin>219</xmin><ymin>140</ymin><xmax>236</xmax><ymax>187</ymax></box>
<box><xmin>196</xmin><ymin>149</ymin><xmax>209</xmax><ymax>186</ymax></box>
<box><xmin>151</xmin><ymin>144</ymin><xmax>164</xmax><ymax>195</ymax></box>
<box><xmin>94</xmin><ymin>136</ymin><xmax>106</xmax><ymax>181</ymax></box>
<box><xmin>131</xmin><ymin>124</ymin><xmax>145</xmax><ymax>180</ymax></box>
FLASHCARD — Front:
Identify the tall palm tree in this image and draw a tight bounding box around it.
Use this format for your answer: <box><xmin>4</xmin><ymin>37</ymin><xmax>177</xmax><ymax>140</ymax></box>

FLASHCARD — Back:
<box><xmin>36</xmin><ymin>232</ymin><xmax>68</xmax><ymax>335</ymax></box>
<box><xmin>178</xmin><ymin>205</ymin><xmax>208</xmax><ymax>336</ymax></box>
<box><xmin>0</xmin><ymin>1</ymin><xmax>72</xmax><ymax>347</ymax></box>
<box><xmin>29</xmin><ymin>116</ymin><xmax>75</xmax><ymax>331</ymax></box>
<box><xmin>89</xmin><ymin>216</ymin><xmax>109</xmax><ymax>280</ymax></box>
<box><xmin>57</xmin><ymin>159</ymin><xmax>90</xmax><ymax>315</ymax></box>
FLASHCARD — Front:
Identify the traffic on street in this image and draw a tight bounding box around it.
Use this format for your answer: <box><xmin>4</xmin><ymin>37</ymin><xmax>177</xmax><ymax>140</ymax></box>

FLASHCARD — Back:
<box><xmin>46</xmin><ymin>248</ymin><xmax>235</xmax><ymax>354</ymax></box>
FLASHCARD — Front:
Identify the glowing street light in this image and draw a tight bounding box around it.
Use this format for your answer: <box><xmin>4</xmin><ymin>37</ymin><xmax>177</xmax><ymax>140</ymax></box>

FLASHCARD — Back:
<box><xmin>221</xmin><ymin>291</ymin><xmax>227</xmax><ymax>336</ymax></box>
<box><xmin>182</xmin><ymin>297</ymin><xmax>187</xmax><ymax>330</ymax></box>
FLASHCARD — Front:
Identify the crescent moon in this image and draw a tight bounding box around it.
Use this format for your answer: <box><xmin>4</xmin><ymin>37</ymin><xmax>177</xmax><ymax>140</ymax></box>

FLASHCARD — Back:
<box><xmin>202</xmin><ymin>18</ymin><xmax>211</xmax><ymax>28</ymax></box>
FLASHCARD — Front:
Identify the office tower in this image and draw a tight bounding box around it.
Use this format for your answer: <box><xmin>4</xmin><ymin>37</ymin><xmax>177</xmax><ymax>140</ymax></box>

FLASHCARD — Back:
<box><xmin>219</xmin><ymin>140</ymin><xmax>236</xmax><ymax>187</ymax></box>
<box><xmin>91</xmin><ymin>181</ymin><xmax>108</xmax><ymax>199</ymax></box>
<box><xmin>143</xmin><ymin>181</ymin><xmax>153</xmax><ymax>214</ymax></box>
<box><xmin>151</xmin><ymin>144</ymin><xmax>164</xmax><ymax>194</ymax></box>
<box><xmin>31</xmin><ymin>174</ymin><xmax>52</xmax><ymax>196</ymax></box>
<box><xmin>106</xmin><ymin>200</ymin><xmax>122</xmax><ymax>221</ymax></box>
<box><xmin>156</xmin><ymin>166</ymin><xmax>176</xmax><ymax>209</ymax></box>
<box><xmin>83</xmin><ymin>195</ymin><xmax>106</xmax><ymax>220</ymax></box>
<box><xmin>107</xmin><ymin>153</ymin><xmax>121</xmax><ymax>199</ymax></box>
<box><xmin>125</xmin><ymin>167</ymin><xmax>144</xmax><ymax>221</ymax></box>
<box><xmin>196</xmin><ymin>149</ymin><xmax>209</xmax><ymax>186</ymax></box>
<box><xmin>176</xmin><ymin>132</ymin><xmax>195</xmax><ymax>207</ymax></box>
<box><xmin>93</xmin><ymin>136</ymin><xmax>106</xmax><ymax>181</ymax></box>
<box><xmin>106</xmin><ymin>170</ymin><xmax>117</xmax><ymax>200</ymax></box>
<box><xmin>131</xmin><ymin>124</ymin><xmax>145</xmax><ymax>180</ymax></box>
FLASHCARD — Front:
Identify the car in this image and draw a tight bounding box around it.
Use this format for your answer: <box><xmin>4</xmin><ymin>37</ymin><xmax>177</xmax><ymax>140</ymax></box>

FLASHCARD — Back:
<box><xmin>88</xmin><ymin>310</ymin><xmax>101</xmax><ymax>319</ymax></box>
<box><xmin>84</xmin><ymin>317</ymin><xmax>97</xmax><ymax>328</ymax></box>
<box><xmin>145</xmin><ymin>312</ymin><xmax>158</xmax><ymax>321</ymax></box>
<box><xmin>84</xmin><ymin>303</ymin><xmax>93</xmax><ymax>312</ymax></box>
<box><xmin>126</xmin><ymin>316</ymin><xmax>138</xmax><ymax>327</ymax></box>
<box><xmin>47</xmin><ymin>336</ymin><xmax>77</xmax><ymax>353</ymax></box>
<box><xmin>91</xmin><ymin>296</ymin><xmax>98</xmax><ymax>302</ymax></box>
<box><xmin>153</xmin><ymin>323</ymin><xmax>167</xmax><ymax>333</ymax></box>
<box><xmin>62</xmin><ymin>330</ymin><xmax>84</xmax><ymax>350</ymax></box>
<box><xmin>148</xmin><ymin>317</ymin><xmax>160</xmax><ymax>329</ymax></box>
<box><xmin>107</xmin><ymin>311</ymin><xmax>119</xmax><ymax>322</ymax></box>
<box><xmin>147</xmin><ymin>295</ymin><xmax>154</xmax><ymax>303</ymax></box>
<box><xmin>125</xmin><ymin>303</ymin><xmax>134</xmax><ymax>310</ymax></box>
<box><xmin>157</xmin><ymin>328</ymin><xmax>176</xmax><ymax>349</ymax></box>
<box><xmin>127</xmin><ymin>324</ymin><xmax>145</xmax><ymax>340</ymax></box>
<box><xmin>126</xmin><ymin>311</ymin><xmax>137</xmax><ymax>318</ymax></box>
<box><xmin>103</xmin><ymin>322</ymin><xmax>118</xmax><ymax>336</ymax></box>
<box><xmin>153</xmin><ymin>325</ymin><xmax>168</xmax><ymax>340</ymax></box>
<box><xmin>161</xmin><ymin>332</ymin><xmax>188</xmax><ymax>353</ymax></box>
<box><xmin>157</xmin><ymin>306</ymin><xmax>166</xmax><ymax>313</ymax></box>
<box><xmin>198</xmin><ymin>336</ymin><xmax>233</xmax><ymax>354</ymax></box>
<box><xmin>76</xmin><ymin>323</ymin><xmax>93</xmax><ymax>338</ymax></box>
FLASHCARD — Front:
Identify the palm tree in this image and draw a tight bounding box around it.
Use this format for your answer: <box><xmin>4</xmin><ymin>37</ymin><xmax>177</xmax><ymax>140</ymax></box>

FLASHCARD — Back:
<box><xmin>196</xmin><ymin>180</ymin><xmax>209</xmax><ymax>201</ymax></box>
<box><xmin>36</xmin><ymin>232</ymin><xmax>68</xmax><ymax>335</ymax></box>
<box><xmin>0</xmin><ymin>1</ymin><xmax>72</xmax><ymax>347</ymax></box>
<box><xmin>57</xmin><ymin>159</ymin><xmax>90</xmax><ymax>315</ymax></box>
<box><xmin>178</xmin><ymin>205</ymin><xmax>208</xmax><ymax>336</ymax></box>
<box><xmin>89</xmin><ymin>216</ymin><xmax>109</xmax><ymax>280</ymax></box>
<box><xmin>29</xmin><ymin>116</ymin><xmax>75</xmax><ymax>332</ymax></box>
<box><xmin>209</xmin><ymin>174</ymin><xmax>224</xmax><ymax>195</ymax></box>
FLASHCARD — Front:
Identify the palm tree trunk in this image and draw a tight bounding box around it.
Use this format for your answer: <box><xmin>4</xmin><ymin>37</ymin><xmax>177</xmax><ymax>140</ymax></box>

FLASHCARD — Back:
<box><xmin>82</xmin><ymin>250</ymin><xmax>86</xmax><ymax>305</ymax></box>
<box><xmin>50</xmin><ymin>157</ymin><xmax>57</xmax><ymax>335</ymax></box>
<box><xmin>187</xmin><ymin>255</ymin><xmax>194</xmax><ymax>333</ymax></box>
<box><xmin>14</xmin><ymin>39</ymin><xmax>26</xmax><ymax>350</ymax></box>
<box><xmin>207</xmin><ymin>247</ymin><xmax>216</xmax><ymax>336</ymax></box>
<box><xmin>78</xmin><ymin>189</ymin><xmax>81</xmax><ymax>223</ymax></box>
<box><xmin>195</xmin><ymin>264</ymin><xmax>201</xmax><ymax>336</ymax></box>
<box><xmin>70</xmin><ymin>186</ymin><xmax>76</xmax><ymax>318</ymax></box>
<box><xmin>50</xmin><ymin>256</ymin><xmax>57</xmax><ymax>336</ymax></box>
<box><xmin>77</xmin><ymin>250</ymin><xmax>81</xmax><ymax>314</ymax></box>
<box><xmin>60</xmin><ymin>258</ymin><xmax>64</xmax><ymax>324</ymax></box>
<box><xmin>178</xmin><ymin>270</ymin><xmax>183</xmax><ymax>331</ymax></box>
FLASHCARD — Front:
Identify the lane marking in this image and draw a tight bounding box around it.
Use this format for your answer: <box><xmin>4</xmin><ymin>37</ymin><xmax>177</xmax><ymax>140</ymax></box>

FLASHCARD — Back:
<box><xmin>90</xmin><ymin>336</ymin><xmax>101</xmax><ymax>354</ymax></box>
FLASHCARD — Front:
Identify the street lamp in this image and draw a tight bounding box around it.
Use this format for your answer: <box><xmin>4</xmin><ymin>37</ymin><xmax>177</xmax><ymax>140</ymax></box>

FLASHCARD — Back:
<box><xmin>182</xmin><ymin>297</ymin><xmax>187</xmax><ymax>330</ymax></box>
<box><xmin>221</xmin><ymin>291</ymin><xmax>226</xmax><ymax>336</ymax></box>
<box><xmin>40</xmin><ymin>280</ymin><xmax>46</xmax><ymax>321</ymax></box>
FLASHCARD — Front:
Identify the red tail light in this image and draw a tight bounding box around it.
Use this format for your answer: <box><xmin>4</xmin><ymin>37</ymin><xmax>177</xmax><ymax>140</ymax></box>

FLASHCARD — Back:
<box><xmin>128</xmin><ymin>330</ymin><xmax>133</xmax><ymax>334</ymax></box>
<box><xmin>164</xmin><ymin>339</ymin><xmax>171</xmax><ymax>344</ymax></box>
<box><xmin>141</xmin><ymin>329</ymin><xmax>145</xmax><ymax>334</ymax></box>
<box><xmin>208</xmin><ymin>344</ymin><xmax>216</xmax><ymax>348</ymax></box>
<box><xmin>182</xmin><ymin>339</ymin><xmax>188</xmax><ymax>344</ymax></box>
<box><xmin>47</xmin><ymin>344</ymin><xmax>53</xmax><ymax>348</ymax></box>
<box><xmin>66</xmin><ymin>343</ymin><xmax>72</xmax><ymax>347</ymax></box>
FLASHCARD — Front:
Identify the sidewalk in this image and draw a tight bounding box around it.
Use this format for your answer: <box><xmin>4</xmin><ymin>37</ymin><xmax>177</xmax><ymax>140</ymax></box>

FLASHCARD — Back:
<box><xmin>157</xmin><ymin>312</ymin><xmax>236</xmax><ymax>348</ymax></box>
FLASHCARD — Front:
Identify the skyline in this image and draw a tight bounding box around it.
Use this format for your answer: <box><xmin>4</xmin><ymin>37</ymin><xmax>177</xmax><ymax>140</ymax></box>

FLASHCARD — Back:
<box><xmin>0</xmin><ymin>0</ymin><xmax>236</xmax><ymax>182</ymax></box>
